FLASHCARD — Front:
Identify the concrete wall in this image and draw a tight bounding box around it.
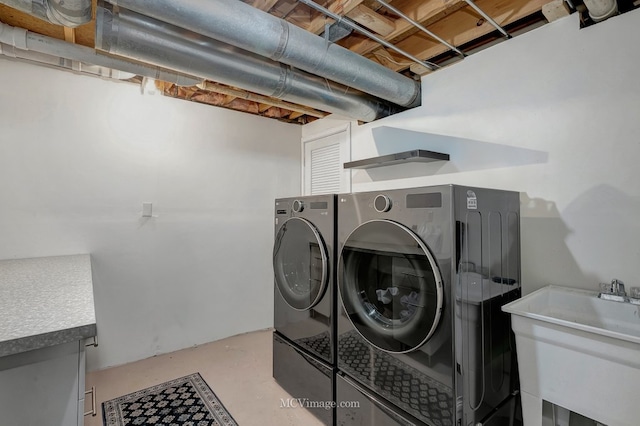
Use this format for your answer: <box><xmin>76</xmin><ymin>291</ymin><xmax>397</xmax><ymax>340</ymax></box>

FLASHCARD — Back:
<box><xmin>303</xmin><ymin>10</ymin><xmax>640</xmax><ymax>295</ymax></box>
<box><xmin>0</xmin><ymin>59</ymin><xmax>301</xmax><ymax>370</ymax></box>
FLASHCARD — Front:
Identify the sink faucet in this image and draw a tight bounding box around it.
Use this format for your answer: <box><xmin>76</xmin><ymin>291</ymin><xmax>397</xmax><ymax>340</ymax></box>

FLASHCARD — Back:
<box><xmin>598</xmin><ymin>279</ymin><xmax>629</xmax><ymax>303</ymax></box>
<box><xmin>598</xmin><ymin>279</ymin><xmax>640</xmax><ymax>305</ymax></box>
<box><xmin>611</xmin><ymin>279</ymin><xmax>626</xmax><ymax>296</ymax></box>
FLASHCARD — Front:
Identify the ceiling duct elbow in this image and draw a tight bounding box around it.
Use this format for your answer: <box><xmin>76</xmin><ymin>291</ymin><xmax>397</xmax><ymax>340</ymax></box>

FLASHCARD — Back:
<box><xmin>0</xmin><ymin>0</ymin><xmax>92</xmax><ymax>27</ymax></box>
<box><xmin>95</xmin><ymin>3</ymin><xmax>405</xmax><ymax>122</ymax></box>
<box><xmin>105</xmin><ymin>0</ymin><xmax>421</xmax><ymax>109</ymax></box>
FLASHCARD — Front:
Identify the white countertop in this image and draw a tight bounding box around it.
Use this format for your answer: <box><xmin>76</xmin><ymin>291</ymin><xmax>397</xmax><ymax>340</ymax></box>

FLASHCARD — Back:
<box><xmin>0</xmin><ymin>254</ymin><xmax>97</xmax><ymax>357</ymax></box>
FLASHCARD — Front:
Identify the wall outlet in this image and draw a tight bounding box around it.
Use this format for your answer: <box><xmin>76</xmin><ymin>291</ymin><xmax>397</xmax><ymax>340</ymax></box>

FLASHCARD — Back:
<box><xmin>142</xmin><ymin>203</ymin><xmax>153</xmax><ymax>218</ymax></box>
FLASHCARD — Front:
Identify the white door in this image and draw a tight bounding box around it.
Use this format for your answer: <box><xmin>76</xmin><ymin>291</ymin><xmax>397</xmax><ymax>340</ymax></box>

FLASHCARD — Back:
<box><xmin>302</xmin><ymin>123</ymin><xmax>351</xmax><ymax>195</ymax></box>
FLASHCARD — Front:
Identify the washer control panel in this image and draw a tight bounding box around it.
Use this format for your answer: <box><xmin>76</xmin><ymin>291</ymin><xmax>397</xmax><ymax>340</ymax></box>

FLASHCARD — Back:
<box><xmin>292</xmin><ymin>200</ymin><xmax>305</xmax><ymax>213</ymax></box>
<box><xmin>374</xmin><ymin>194</ymin><xmax>392</xmax><ymax>213</ymax></box>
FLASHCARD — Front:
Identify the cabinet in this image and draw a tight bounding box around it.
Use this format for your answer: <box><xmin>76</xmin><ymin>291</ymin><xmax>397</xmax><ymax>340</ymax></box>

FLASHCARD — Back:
<box><xmin>0</xmin><ymin>255</ymin><xmax>97</xmax><ymax>426</ymax></box>
<box><xmin>0</xmin><ymin>340</ymin><xmax>87</xmax><ymax>426</ymax></box>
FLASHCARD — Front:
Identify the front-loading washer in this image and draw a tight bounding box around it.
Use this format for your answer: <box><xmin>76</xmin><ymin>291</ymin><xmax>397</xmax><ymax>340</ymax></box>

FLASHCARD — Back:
<box><xmin>272</xmin><ymin>194</ymin><xmax>337</xmax><ymax>425</ymax></box>
<box><xmin>335</xmin><ymin>185</ymin><xmax>521</xmax><ymax>426</ymax></box>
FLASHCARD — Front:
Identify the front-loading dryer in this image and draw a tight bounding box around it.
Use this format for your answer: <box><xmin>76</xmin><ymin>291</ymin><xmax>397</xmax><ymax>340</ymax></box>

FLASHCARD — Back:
<box><xmin>273</xmin><ymin>194</ymin><xmax>336</xmax><ymax>363</ymax></box>
<box><xmin>272</xmin><ymin>194</ymin><xmax>337</xmax><ymax>425</ymax></box>
<box><xmin>336</xmin><ymin>185</ymin><xmax>521</xmax><ymax>426</ymax></box>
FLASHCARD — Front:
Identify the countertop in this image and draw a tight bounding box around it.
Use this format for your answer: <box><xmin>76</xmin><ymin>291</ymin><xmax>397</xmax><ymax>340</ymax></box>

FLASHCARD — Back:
<box><xmin>0</xmin><ymin>254</ymin><xmax>97</xmax><ymax>357</ymax></box>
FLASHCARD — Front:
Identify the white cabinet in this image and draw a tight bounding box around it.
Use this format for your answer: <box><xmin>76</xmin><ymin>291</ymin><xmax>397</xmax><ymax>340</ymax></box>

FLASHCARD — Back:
<box><xmin>0</xmin><ymin>340</ymin><xmax>87</xmax><ymax>426</ymax></box>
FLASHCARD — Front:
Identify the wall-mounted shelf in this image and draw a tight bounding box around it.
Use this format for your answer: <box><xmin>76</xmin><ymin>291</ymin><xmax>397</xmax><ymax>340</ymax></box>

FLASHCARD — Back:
<box><xmin>344</xmin><ymin>149</ymin><xmax>449</xmax><ymax>169</ymax></box>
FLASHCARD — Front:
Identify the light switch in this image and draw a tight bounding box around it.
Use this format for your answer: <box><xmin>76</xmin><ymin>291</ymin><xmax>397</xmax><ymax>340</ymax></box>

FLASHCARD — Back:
<box><xmin>142</xmin><ymin>203</ymin><xmax>153</xmax><ymax>217</ymax></box>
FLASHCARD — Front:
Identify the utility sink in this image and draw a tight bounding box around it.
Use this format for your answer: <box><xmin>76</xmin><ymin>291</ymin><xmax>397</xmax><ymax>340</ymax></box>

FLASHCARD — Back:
<box><xmin>502</xmin><ymin>286</ymin><xmax>640</xmax><ymax>426</ymax></box>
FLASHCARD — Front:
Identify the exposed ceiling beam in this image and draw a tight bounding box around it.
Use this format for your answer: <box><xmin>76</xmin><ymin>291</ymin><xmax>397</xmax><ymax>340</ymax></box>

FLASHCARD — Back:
<box><xmin>263</xmin><ymin>106</ymin><xmax>284</xmax><ymax>118</ymax></box>
<box><xmin>222</xmin><ymin>95</ymin><xmax>237</xmax><ymax>105</ymax></box>
<box><xmin>346</xmin><ymin>4</ymin><xmax>396</xmax><ymax>36</ymax></box>
<box><xmin>248</xmin><ymin>0</ymin><xmax>280</xmax><ymax>12</ymax></box>
<box><xmin>63</xmin><ymin>27</ymin><xmax>76</xmax><ymax>43</ymax></box>
<box><xmin>409</xmin><ymin>62</ymin><xmax>434</xmax><ymax>75</ymax></box>
<box><xmin>541</xmin><ymin>0</ymin><xmax>570</xmax><ymax>21</ymax></box>
<box><xmin>272</xmin><ymin>0</ymin><xmax>301</xmax><ymax>18</ymax></box>
<box><xmin>0</xmin><ymin>4</ymin><xmax>65</xmax><ymax>39</ymax></box>
<box><xmin>197</xmin><ymin>81</ymin><xmax>328</xmax><ymax>118</ymax></box>
<box><xmin>369</xmin><ymin>47</ymin><xmax>412</xmax><ymax>68</ymax></box>
<box><xmin>305</xmin><ymin>0</ymin><xmax>364</xmax><ymax>34</ymax></box>
<box><xmin>341</xmin><ymin>0</ymin><xmax>467</xmax><ymax>55</ymax></box>
<box><xmin>372</xmin><ymin>0</ymin><xmax>549</xmax><ymax>72</ymax></box>
<box><xmin>362</xmin><ymin>0</ymin><xmax>388</xmax><ymax>11</ymax></box>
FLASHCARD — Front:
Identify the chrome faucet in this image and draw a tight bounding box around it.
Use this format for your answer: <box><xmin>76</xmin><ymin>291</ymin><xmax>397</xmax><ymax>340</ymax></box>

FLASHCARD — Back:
<box><xmin>598</xmin><ymin>279</ymin><xmax>640</xmax><ymax>305</ymax></box>
<box><xmin>611</xmin><ymin>278</ymin><xmax>626</xmax><ymax>296</ymax></box>
<box><xmin>598</xmin><ymin>279</ymin><xmax>629</xmax><ymax>303</ymax></box>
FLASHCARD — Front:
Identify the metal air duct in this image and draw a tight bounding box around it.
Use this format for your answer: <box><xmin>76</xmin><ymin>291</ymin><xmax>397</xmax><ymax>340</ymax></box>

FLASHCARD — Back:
<box><xmin>104</xmin><ymin>0</ymin><xmax>421</xmax><ymax>108</ymax></box>
<box><xmin>95</xmin><ymin>3</ymin><xmax>403</xmax><ymax>122</ymax></box>
<box><xmin>583</xmin><ymin>0</ymin><xmax>618</xmax><ymax>21</ymax></box>
<box><xmin>0</xmin><ymin>0</ymin><xmax>92</xmax><ymax>27</ymax></box>
<box><xmin>0</xmin><ymin>42</ymin><xmax>137</xmax><ymax>79</ymax></box>
<box><xmin>0</xmin><ymin>20</ymin><xmax>202</xmax><ymax>86</ymax></box>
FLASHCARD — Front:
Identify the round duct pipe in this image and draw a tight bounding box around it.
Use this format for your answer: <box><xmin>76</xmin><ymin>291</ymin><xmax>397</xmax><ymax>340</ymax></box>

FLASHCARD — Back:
<box><xmin>95</xmin><ymin>4</ymin><xmax>404</xmax><ymax>122</ymax></box>
<box><xmin>104</xmin><ymin>0</ymin><xmax>421</xmax><ymax>108</ymax></box>
<box><xmin>583</xmin><ymin>0</ymin><xmax>618</xmax><ymax>21</ymax></box>
<box><xmin>0</xmin><ymin>42</ymin><xmax>137</xmax><ymax>80</ymax></box>
<box><xmin>0</xmin><ymin>0</ymin><xmax>92</xmax><ymax>27</ymax></box>
<box><xmin>0</xmin><ymin>19</ymin><xmax>202</xmax><ymax>86</ymax></box>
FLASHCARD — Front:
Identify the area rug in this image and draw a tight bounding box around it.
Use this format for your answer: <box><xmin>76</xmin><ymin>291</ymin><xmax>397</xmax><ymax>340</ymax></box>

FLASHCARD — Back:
<box><xmin>102</xmin><ymin>373</ymin><xmax>238</xmax><ymax>426</ymax></box>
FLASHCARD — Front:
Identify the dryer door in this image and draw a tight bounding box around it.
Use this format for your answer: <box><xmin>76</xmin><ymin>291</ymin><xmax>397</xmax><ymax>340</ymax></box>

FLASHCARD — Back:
<box><xmin>273</xmin><ymin>217</ymin><xmax>329</xmax><ymax>311</ymax></box>
<box><xmin>339</xmin><ymin>219</ymin><xmax>443</xmax><ymax>353</ymax></box>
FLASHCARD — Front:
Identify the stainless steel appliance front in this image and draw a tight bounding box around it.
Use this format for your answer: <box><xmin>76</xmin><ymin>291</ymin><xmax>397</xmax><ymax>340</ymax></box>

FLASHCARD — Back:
<box><xmin>336</xmin><ymin>185</ymin><xmax>521</xmax><ymax>426</ymax></box>
<box><xmin>273</xmin><ymin>194</ymin><xmax>337</xmax><ymax>426</ymax></box>
<box><xmin>273</xmin><ymin>195</ymin><xmax>336</xmax><ymax>365</ymax></box>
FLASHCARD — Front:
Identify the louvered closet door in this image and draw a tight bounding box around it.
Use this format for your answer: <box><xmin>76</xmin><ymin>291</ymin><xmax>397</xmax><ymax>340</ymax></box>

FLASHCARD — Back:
<box><xmin>303</xmin><ymin>123</ymin><xmax>351</xmax><ymax>195</ymax></box>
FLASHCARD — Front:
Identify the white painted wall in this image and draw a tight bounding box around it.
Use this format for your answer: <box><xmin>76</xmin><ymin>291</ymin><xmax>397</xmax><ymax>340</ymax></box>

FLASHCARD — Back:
<box><xmin>303</xmin><ymin>10</ymin><xmax>640</xmax><ymax>295</ymax></box>
<box><xmin>0</xmin><ymin>59</ymin><xmax>301</xmax><ymax>370</ymax></box>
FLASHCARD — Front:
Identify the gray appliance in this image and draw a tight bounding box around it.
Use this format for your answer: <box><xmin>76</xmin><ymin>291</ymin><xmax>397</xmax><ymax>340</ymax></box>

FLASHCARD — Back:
<box><xmin>336</xmin><ymin>185</ymin><xmax>521</xmax><ymax>426</ymax></box>
<box><xmin>273</xmin><ymin>195</ymin><xmax>337</xmax><ymax>425</ymax></box>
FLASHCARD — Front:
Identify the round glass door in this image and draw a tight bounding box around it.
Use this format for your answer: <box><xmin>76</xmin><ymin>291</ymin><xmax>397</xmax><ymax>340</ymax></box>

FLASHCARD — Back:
<box><xmin>339</xmin><ymin>220</ymin><xmax>443</xmax><ymax>353</ymax></box>
<box><xmin>273</xmin><ymin>217</ymin><xmax>329</xmax><ymax>311</ymax></box>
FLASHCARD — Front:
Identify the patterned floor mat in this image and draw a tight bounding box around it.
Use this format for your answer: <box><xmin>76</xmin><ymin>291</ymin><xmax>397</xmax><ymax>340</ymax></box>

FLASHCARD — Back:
<box><xmin>102</xmin><ymin>373</ymin><xmax>237</xmax><ymax>426</ymax></box>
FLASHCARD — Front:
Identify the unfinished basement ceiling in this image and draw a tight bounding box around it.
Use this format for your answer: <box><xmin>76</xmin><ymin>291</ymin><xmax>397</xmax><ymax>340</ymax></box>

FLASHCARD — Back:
<box><xmin>0</xmin><ymin>0</ymin><xmax>566</xmax><ymax>124</ymax></box>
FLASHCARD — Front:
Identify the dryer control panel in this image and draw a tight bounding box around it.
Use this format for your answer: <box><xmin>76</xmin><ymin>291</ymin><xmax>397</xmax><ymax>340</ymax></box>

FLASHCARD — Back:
<box><xmin>374</xmin><ymin>195</ymin><xmax>392</xmax><ymax>212</ymax></box>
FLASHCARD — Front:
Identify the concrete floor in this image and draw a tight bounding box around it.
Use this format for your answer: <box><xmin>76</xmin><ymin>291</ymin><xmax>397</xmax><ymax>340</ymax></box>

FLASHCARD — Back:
<box><xmin>85</xmin><ymin>329</ymin><xmax>323</xmax><ymax>426</ymax></box>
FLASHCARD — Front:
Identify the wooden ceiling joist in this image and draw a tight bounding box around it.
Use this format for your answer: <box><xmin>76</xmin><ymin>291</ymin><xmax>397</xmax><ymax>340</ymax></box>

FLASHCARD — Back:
<box><xmin>375</xmin><ymin>0</ymin><xmax>549</xmax><ymax>71</ymax></box>
<box><xmin>276</xmin><ymin>3</ymin><xmax>299</xmax><ymax>18</ymax></box>
<box><xmin>272</xmin><ymin>0</ymin><xmax>302</xmax><ymax>18</ymax></box>
<box><xmin>288</xmin><ymin>111</ymin><xmax>305</xmax><ymax>120</ymax></box>
<box><xmin>249</xmin><ymin>0</ymin><xmax>281</xmax><ymax>12</ymax></box>
<box><xmin>346</xmin><ymin>4</ymin><xmax>396</xmax><ymax>36</ymax></box>
<box><xmin>0</xmin><ymin>4</ymin><xmax>65</xmax><ymax>39</ymax></box>
<box><xmin>341</xmin><ymin>0</ymin><xmax>467</xmax><ymax>55</ymax></box>
<box><xmin>221</xmin><ymin>95</ymin><xmax>237</xmax><ymax>106</ymax></box>
<box><xmin>304</xmin><ymin>0</ymin><xmax>364</xmax><ymax>34</ymax></box>
<box><xmin>63</xmin><ymin>27</ymin><xmax>76</xmax><ymax>43</ymax></box>
<box><xmin>197</xmin><ymin>81</ymin><xmax>328</xmax><ymax>118</ymax></box>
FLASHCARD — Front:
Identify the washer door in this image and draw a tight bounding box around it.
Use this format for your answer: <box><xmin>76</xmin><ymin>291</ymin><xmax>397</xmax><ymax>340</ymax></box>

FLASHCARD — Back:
<box><xmin>339</xmin><ymin>220</ymin><xmax>443</xmax><ymax>353</ymax></box>
<box><xmin>273</xmin><ymin>217</ymin><xmax>329</xmax><ymax>311</ymax></box>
